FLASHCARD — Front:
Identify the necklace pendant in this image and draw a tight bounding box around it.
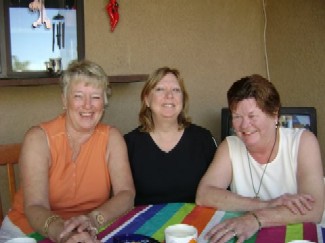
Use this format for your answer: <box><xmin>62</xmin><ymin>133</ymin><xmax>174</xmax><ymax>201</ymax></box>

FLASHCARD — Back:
<box><xmin>255</xmin><ymin>195</ymin><xmax>260</xmax><ymax>199</ymax></box>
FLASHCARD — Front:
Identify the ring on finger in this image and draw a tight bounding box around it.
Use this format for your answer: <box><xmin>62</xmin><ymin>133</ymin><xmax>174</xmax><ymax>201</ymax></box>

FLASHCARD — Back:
<box><xmin>231</xmin><ymin>229</ymin><xmax>237</xmax><ymax>238</ymax></box>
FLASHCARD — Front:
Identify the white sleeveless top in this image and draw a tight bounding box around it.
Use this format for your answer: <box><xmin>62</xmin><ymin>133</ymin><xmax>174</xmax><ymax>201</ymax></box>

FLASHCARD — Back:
<box><xmin>228</xmin><ymin>127</ymin><xmax>304</xmax><ymax>200</ymax></box>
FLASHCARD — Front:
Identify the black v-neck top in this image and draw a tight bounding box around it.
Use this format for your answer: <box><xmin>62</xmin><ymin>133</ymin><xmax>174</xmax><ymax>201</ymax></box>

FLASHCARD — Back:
<box><xmin>124</xmin><ymin>124</ymin><xmax>217</xmax><ymax>205</ymax></box>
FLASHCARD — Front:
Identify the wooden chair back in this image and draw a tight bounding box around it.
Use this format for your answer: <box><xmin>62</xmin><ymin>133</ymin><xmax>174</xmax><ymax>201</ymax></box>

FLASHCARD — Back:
<box><xmin>0</xmin><ymin>143</ymin><xmax>21</xmax><ymax>224</ymax></box>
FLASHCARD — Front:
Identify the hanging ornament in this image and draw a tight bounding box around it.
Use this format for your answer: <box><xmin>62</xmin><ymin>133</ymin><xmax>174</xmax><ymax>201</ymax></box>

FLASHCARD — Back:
<box><xmin>106</xmin><ymin>0</ymin><xmax>119</xmax><ymax>32</ymax></box>
<box><xmin>29</xmin><ymin>0</ymin><xmax>51</xmax><ymax>29</ymax></box>
<box><xmin>52</xmin><ymin>13</ymin><xmax>65</xmax><ymax>52</ymax></box>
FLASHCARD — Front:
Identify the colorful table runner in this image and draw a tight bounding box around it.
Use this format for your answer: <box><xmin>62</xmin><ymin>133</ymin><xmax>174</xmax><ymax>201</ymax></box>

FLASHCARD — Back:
<box><xmin>33</xmin><ymin>203</ymin><xmax>325</xmax><ymax>243</ymax></box>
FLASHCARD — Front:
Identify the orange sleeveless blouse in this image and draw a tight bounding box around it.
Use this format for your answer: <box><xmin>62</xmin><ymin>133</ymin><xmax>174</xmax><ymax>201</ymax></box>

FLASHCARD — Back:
<box><xmin>8</xmin><ymin>114</ymin><xmax>111</xmax><ymax>234</ymax></box>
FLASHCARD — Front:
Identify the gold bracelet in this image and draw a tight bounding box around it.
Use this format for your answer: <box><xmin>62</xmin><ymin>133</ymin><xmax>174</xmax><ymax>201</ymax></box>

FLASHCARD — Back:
<box><xmin>88</xmin><ymin>211</ymin><xmax>105</xmax><ymax>229</ymax></box>
<box><xmin>251</xmin><ymin>212</ymin><xmax>262</xmax><ymax>230</ymax></box>
<box><xmin>43</xmin><ymin>215</ymin><xmax>62</xmax><ymax>237</ymax></box>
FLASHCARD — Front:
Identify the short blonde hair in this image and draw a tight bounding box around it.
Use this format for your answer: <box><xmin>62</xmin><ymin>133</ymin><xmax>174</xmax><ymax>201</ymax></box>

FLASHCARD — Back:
<box><xmin>61</xmin><ymin>60</ymin><xmax>111</xmax><ymax>105</ymax></box>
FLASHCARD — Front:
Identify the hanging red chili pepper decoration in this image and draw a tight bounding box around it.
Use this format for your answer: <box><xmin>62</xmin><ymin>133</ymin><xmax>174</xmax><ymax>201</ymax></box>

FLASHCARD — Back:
<box><xmin>106</xmin><ymin>0</ymin><xmax>119</xmax><ymax>32</ymax></box>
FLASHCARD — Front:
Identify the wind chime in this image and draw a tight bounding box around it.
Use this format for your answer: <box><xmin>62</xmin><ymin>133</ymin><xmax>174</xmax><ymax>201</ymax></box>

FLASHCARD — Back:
<box><xmin>29</xmin><ymin>0</ymin><xmax>65</xmax><ymax>52</ymax></box>
<box><xmin>52</xmin><ymin>13</ymin><xmax>65</xmax><ymax>52</ymax></box>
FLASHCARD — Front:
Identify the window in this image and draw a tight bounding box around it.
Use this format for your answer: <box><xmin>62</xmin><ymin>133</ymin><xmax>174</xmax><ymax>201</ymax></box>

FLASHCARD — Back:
<box><xmin>0</xmin><ymin>0</ymin><xmax>84</xmax><ymax>83</ymax></box>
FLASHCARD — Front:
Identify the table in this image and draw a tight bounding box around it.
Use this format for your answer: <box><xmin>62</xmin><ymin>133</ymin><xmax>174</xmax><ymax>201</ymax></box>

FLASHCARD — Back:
<box><xmin>32</xmin><ymin>203</ymin><xmax>325</xmax><ymax>243</ymax></box>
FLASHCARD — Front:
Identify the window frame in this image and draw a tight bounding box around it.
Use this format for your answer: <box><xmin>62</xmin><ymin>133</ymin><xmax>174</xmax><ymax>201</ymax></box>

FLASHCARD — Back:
<box><xmin>0</xmin><ymin>0</ymin><xmax>85</xmax><ymax>84</ymax></box>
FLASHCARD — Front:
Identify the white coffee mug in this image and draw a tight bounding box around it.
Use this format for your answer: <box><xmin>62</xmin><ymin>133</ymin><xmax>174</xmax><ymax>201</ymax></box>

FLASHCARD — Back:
<box><xmin>5</xmin><ymin>237</ymin><xmax>37</xmax><ymax>243</ymax></box>
<box><xmin>165</xmin><ymin>224</ymin><xmax>198</xmax><ymax>243</ymax></box>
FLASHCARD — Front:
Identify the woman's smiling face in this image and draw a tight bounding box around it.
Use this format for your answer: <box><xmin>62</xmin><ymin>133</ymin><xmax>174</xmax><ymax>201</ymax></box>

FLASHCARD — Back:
<box><xmin>231</xmin><ymin>98</ymin><xmax>278</xmax><ymax>146</ymax></box>
<box><xmin>145</xmin><ymin>73</ymin><xmax>183</xmax><ymax>121</ymax></box>
<box><xmin>64</xmin><ymin>80</ymin><xmax>105</xmax><ymax>132</ymax></box>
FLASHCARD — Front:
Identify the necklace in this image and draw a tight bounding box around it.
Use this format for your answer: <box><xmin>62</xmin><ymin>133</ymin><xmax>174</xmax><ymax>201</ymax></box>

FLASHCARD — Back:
<box><xmin>246</xmin><ymin>129</ymin><xmax>278</xmax><ymax>199</ymax></box>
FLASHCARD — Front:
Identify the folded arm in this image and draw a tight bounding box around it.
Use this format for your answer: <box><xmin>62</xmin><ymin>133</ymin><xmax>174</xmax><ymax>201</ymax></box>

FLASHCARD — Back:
<box><xmin>196</xmin><ymin>132</ymin><xmax>324</xmax><ymax>242</ymax></box>
<box><xmin>22</xmin><ymin>126</ymin><xmax>135</xmax><ymax>242</ymax></box>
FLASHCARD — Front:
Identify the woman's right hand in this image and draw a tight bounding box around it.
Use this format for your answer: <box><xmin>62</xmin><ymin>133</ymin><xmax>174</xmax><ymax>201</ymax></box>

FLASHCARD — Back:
<box><xmin>268</xmin><ymin>193</ymin><xmax>315</xmax><ymax>215</ymax></box>
<box><xmin>58</xmin><ymin>215</ymin><xmax>98</xmax><ymax>243</ymax></box>
<box><xmin>59</xmin><ymin>230</ymin><xmax>100</xmax><ymax>243</ymax></box>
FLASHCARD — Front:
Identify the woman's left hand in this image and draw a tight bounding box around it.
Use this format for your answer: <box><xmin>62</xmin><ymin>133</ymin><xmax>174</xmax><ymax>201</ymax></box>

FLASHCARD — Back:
<box><xmin>59</xmin><ymin>215</ymin><xmax>97</xmax><ymax>242</ymax></box>
<box><xmin>268</xmin><ymin>193</ymin><xmax>314</xmax><ymax>215</ymax></box>
<box><xmin>205</xmin><ymin>214</ymin><xmax>259</xmax><ymax>243</ymax></box>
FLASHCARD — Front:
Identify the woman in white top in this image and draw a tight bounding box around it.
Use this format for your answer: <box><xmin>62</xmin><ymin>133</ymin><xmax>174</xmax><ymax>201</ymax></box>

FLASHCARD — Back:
<box><xmin>196</xmin><ymin>74</ymin><xmax>324</xmax><ymax>243</ymax></box>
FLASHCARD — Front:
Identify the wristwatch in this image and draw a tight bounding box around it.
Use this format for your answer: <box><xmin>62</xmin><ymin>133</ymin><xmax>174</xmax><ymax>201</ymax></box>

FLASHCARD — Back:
<box><xmin>90</xmin><ymin>211</ymin><xmax>105</xmax><ymax>227</ymax></box>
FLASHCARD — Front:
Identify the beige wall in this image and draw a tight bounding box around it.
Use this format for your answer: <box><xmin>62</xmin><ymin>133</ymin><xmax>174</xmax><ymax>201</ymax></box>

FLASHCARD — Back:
<box><xmin>1</xmin><ymin>0</ymin><xmax>324</xmax><ymax>215</ymax></box>
<box><xmin>267</xmin><ymin>0</ymin><xmax>325</xmax><ymax>153</ymax></box>
<box><xmin>85</xmin><ymin>0</ymin><xmax>266</xmax><ymax>136</ymax></box>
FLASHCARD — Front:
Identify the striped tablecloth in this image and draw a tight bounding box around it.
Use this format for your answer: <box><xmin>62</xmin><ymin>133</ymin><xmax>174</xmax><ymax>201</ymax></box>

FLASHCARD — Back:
<box><xmin>34</xmin><ymin>203</ymin><xmax>325</xmax><ymax>243</ymax></box>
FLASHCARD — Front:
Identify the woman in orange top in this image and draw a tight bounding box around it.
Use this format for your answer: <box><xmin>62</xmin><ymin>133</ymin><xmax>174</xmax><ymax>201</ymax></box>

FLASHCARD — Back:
<box><xmin>0</xmin><ymin>60</ymin><xmax>135</xmax><ymax>242</ymax></box>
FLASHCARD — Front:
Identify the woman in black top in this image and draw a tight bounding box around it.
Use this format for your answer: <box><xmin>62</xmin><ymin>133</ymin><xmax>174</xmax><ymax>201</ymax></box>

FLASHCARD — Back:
<box><xmin>124</xmin><ymin>67</ymin><xmax>217</xmax><ymax>205</ymax></box>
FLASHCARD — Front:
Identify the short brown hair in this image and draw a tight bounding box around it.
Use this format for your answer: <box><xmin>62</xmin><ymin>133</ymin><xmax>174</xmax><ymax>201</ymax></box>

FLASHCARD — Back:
<box><xmin>227</xmin><ymin>74</ymin><xmax>281</xmax><ymax>117</ymax></box>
